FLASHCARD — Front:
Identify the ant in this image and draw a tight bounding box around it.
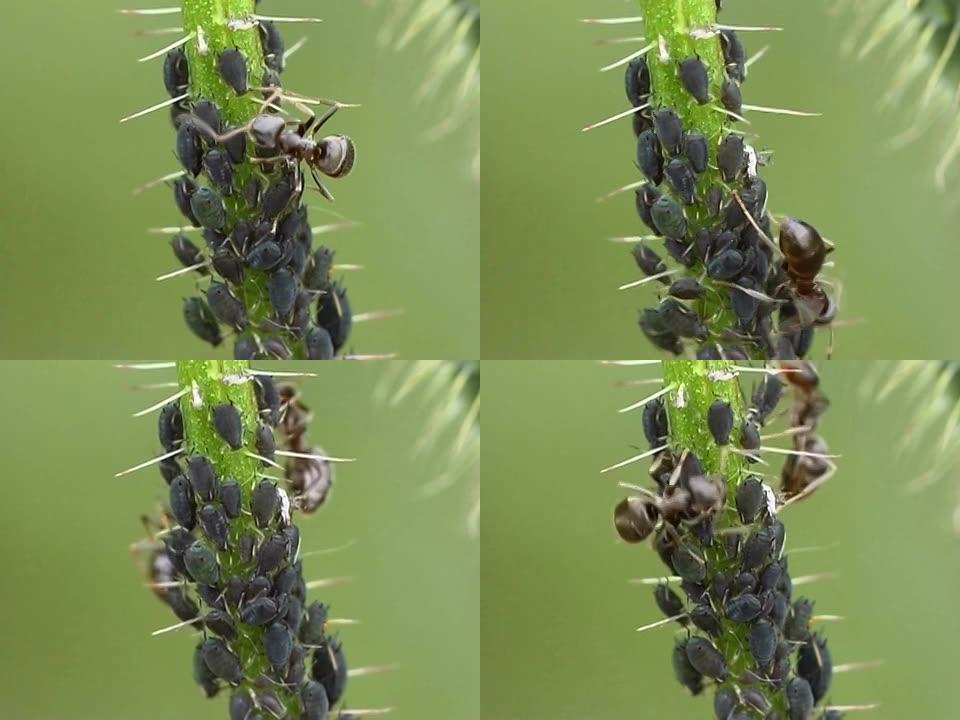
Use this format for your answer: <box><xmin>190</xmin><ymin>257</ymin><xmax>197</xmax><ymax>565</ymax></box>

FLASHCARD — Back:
<box><xmin>778</xmin><ymin>361</ymin><xmax>833</xmax><ymax>500</ymax></box>
<box><xmin>778</xmin><ymin>218</ymin><xmax>836</xmax><ymax>328</ymax></box>
<box><xmin>194</xmin><ymin>90</ymin><xmax>356</xmax><ymax>202</ymax></box>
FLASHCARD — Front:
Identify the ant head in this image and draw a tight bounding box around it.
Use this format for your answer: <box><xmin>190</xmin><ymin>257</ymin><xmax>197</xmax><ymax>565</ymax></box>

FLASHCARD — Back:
<box><xmin>317</xmin><ymin>135</ymin><xmax>356</xmax><ymax>178</ymax></box>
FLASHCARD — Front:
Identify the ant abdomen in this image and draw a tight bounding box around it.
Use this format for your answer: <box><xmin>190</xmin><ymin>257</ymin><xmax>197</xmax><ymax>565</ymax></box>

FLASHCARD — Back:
<box><xmin>778</xmin><ymin>217</ymin><xmax>830</xmax><ymax>289</ymax></box>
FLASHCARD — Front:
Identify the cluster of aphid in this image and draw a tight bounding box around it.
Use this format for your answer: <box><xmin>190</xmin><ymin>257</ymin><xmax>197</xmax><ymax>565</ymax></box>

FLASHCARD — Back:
<box><xmin>127</xmin><ymin>4</ymin><xmax>356</xmax><ymax>359</ymax></box>
<box><xmin>606</xmin><ymin>6</ymin><xmax>837</xmax><ymax>359</ymax></box>
<box><xmin>613</xmin><ymin>363</ymin><xmax>846</xmax><ymax>719</ymax></box>
<box><xmin>137</xmin><ymin>371</ymin><xmax>370</xmax><ymax>719</ymax></box>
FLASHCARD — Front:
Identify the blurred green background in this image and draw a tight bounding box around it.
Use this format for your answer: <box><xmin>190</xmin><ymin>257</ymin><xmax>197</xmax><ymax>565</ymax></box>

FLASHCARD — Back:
<box><xmin>482</xmin><ymin>361</ymin><xmax>959</xmax><ymax>719</ymax></box>
<box><xmin>0</xmin><ymin>361</ymin><xmax>478</xmax><ymax>719</ymax></box>
<box><xmin>482</xmin><ymin>0</ymin><xmax>960</xmax><ymax>358</ymax></box>
<box><xmin>0</xmin><ymin>1</ymin><xmax>478</xmax><ymax>359</ymax></box>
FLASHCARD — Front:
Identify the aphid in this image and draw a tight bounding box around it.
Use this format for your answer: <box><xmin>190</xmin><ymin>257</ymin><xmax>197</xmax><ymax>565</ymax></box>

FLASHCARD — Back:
<box><xmin>220</xmin><ymin>125</ymin><xmax>247</xmax><ymax>165</ymax></box>
<box><xmin>665</xmin><ymin>158</ymin><xmax>696</xmax><ymax>205</ymax></box>
<box><xmin>311</xmin><ymin>637</ymin><xmax>348</xmax><ymax>704</ymax></box>
<box><xmin>672</xmin><ymin>543</ymin><xmax>707</xmax><ymax>582</ymax></box>
<box><xmin>751</xmin><ymin>374</ymin><xmax>783</xmax><ymax>423</ymax></box>
<box><xmin>732</xmin><ymin>571</ymin><xmax>757</xmax><ymax>595</ymax></box>
<box><xmin>176</xmin><ymin>122</ymin><xmax>202</xmax><ymax>176</ymax></box>
<box><xmin>624</xmin><ymin>55</ymin><xmax>651</xmax><ymax>107</ymax></box>
<box><xmin>233</xmin><ymin>533</ymin><xmax>254</xmax><ymax>565</ymax></box>
<box><xmin>613</xmin><ymin>497</ymin><xmax>658</xmax><ymax>543</ymax></box>
<box><xmin>199</xmin><ymin>503</ymin><xmax>229</xmax><ymax>550</ymax></box>
<box><xmin>636</xmin><ymin>130</ymin><xmax>664</xmax><ymax>185</ymax></box>
<box><xmin>797</xmin><ymin>634</ymin><xmax>832</xmax><ymax>702</ymax></box>
<box><xmin>705</xmin><ymin>186</ymin><xmax>723</xmax><ymax>218</ymax></box>
<box><xmin>714</xmin><ymin>687</ymin><xmax>738</xmax><ymax>719</ymax></box>
<box><xmin>243</xmin><ymin>175</ymin><xmax>262</xmax><ymax>209</ymax></box>
<box><xmin>229</xmin><ymin>691</ymin><xmax>253</xmax><ymax>720</ymax></box>
<box><xmin>285</xmin><ymin>595</ymin><xmax>305</xmax><ymax>635</ymax></box>
<box><xmin>203</xmin><ymin>149</ymin><xmax>234</xmax><ymax>196</ymax></box>
<box><xmin>287</xmin><ymin>643</ymin><xmax>307</xmax><ymax>685</ymax></box>
<box><xmin>785</xmin><ymin>676</ymin><xmax>814</xmax><ymax>720</ymax></box>
<box><xmin>632</xmin><ymin>241</ymin><xmax>668</xmax><ymax>280</ymax></box>
<box><xmin>193</xmin><ymin>642</ymin><xmax>220</xmax><ymax>697</ymax></box>
<box><xmin>668</xmin><ymin>278</ymin><xmax>705</xmax><ymax>300</ymax></box>
<box><xmin>269</xmin><ymin>268</ymin><xmax>297</xmax><ymax>318</ymax></box>
<box><xmin>660</xmin><ymin>298</ymin><xmax>708</xmax><ymax>341</ymax></box>
<box><xmin>720</xmin><ymin>78</ymin><xmax>742</xmax><ymax>113</ymax></box>
<box><xmin>740</xmin><ymin>421</ymin><xmax>761</xmax><ymax>456</ymax></box>
<box><xmin>192</xmin><ymin>100</ymin><xmax>223</xmax><ymax>137</ymax></box>
<box><xmin>251</xmin><ymin>479</ymin><xmax>280</xmax><ymax>528</ymax></box>
<box><xmin>735</xmin><ymin>476</ymin><xmax>765</xmax><ymax>522</ymax></box>
<box><xmin>685</xmin><ymin>637</ymin><xmax>727</xmax><ymax>680</ymax></box>
<box><xmin>315</xmin><ymin>283</ymin><xmax>352</xmax><ymax>352</ymax></box>
<box><xmin>664</xmin><ymin>237</ymin><xmax>695</xmax><ymax>268</ymax></box>
<box><xmin>301</xmin><ymin>601</ymin><xmax>330</xmax><ymax>645</ymax></box>
<box><xmin>673</xmin><ymin>639</ymin><xmax>705</xmax><ymax>695</ymax></box>
<box><xmin>720</xmin><ymin>30</ymin><xmax>747</xmax><ymax>82</ymax></box>
<box><xmin>742</xmin><ymin>689</ymin><xmax>770</xmax><ymax>714</ymax></box>
<box><xmin>749</xmin><ymin>618</ymin><xmax>778</xmax><ymax>666</ymax></box>
<box><xmin>304</xmin><ymin>326</ymin><xmax>335</xmax><ymax>360</ymax></box>
<box><xmin>169</xmin><ymin>475</ymin><xmax>197</xmax><ymax>530</ymax></box>
<box><xmin>204</xmin><ymin>608</ymin><xmax>237</xmax><ymax>640</ymax></box>
<box><xmin>724</xmin><ymin>593</ymin><xmax>762</xmax><ymax>623</ymax></box>
<box><xmin>200</xmin><ymin>638</ymin><xmax>242</xmax><ymax>685</ymax></box>
<box><xmin>184</xmin><ymin>540</ymin><xmax>220</xmax><ymax>585</ymax></box>
<box><xmin>642</xmin><ymin>398</ymin><xmax>668</xmax><ymax>448</ymax></box>
<box><xmin>639</xmin><ymin>308</ymin><xmax>684</xmax><ymax>355</ymax></box>
<box><xmin>653</xmin><ymin>108</ymin><xmax>683</xmax><ymax>155</ymax></box>
<box><xmin>240</xmin><ymin>596</ymin><xmax>279</xmax><ymax>626</ymax></box>
<box><xmin>303</xmin><ymin>246</ymin><xmax>335</xmax><ymax>291</ymax></box>
<box><xmin>233</xmin><ymin>335</ymin><xmax>258</xmax><ymax>360</ymax></box>
<box><xmin>690</xmin><ymin>603</ymin><xmax>721</xmax><ymax>636</ymax></box>
<box><xmin>210</xmin><ymin>402</ymin><xmax>243</xmax><ymax>451</ymax></box>
<box><xmin>707</xmin><ymin>400</ymin><xmax>733</xmax><ymax>445</ymax></box>
<box><xmin>740</xmin><ymin>529</ymin><xmax>773</xmax><ymax>570</ymax></box>
<box><xmin>634</xmin><ymin>183</ymin><xmax>663</xmax><ymax>234</ymax></box>
<box><xmin>246</xmin><ymin>240</ymin><xmax>284</xmax><ymax>271</ymax></box>
<box><xmin>212</xmin><ymin>248</ymin><xmax>243</xmax><ymax>285</ymax></box>
<box><xmin>257</xmin><ymin>532</ymin><xmax>290</xmax><ymax>575</ymax></box>
<box><xmin>650</xmin><ymin>195</ymin><xmax>687</xmax><ymax>239</ymax></box>
<box><xmin>217</xmin><ymin>48</ymin><xmax>247</xmax><ymax>95</ymax></box>
<box><xmin>163</xmin><ymin>47</ymin><xmax>189</xmax><ymax>97</ymax></box>
<box><xmin>683</xmin><ymin>133</ymin><xmax>708</xmax><ymax>174</ymax></box>
<box><xmin>205</xmin><ymin>283</ymin><xmax>246</xmax><ymax>332</ymax></box>
<box><xmin>190</xmin><ymin>187</ymin><xmax>226</xmax><ymax>231</ymax></box>
<box><xmin>678</xmin><ymin>56</ymin><xmax>710</xmax><ymax>104</ymax></box>
<box><xmin>717</xmin><ymin>133</ymin><xmax>745</xmax><ymax>182</ymax></box>
<box><xmin>707</xmin><ymin>248</ymin><xmax>744</xmax><ymax>281</ymax></box>
<box><xmin>157</xmin><ymin>402</ymin><xmax>183</xmax><ymax>453</ymax></box>
<box><xmin>785</xmin><ymin>598</ymin><xmax>814</xmax><ymax>642</ymax></box>
<box><xmin>301</xmin><ymin>680</ymin><xmax>331</xmax><ymax>720</ymax></box>
<box><xmin>263</xmin><ymin>622</ymin><xmax>293</xmax><ymax>673</ymax></box>
<box><xmin>261</xmin><ymin>173</ymin><xmax>299</xmax><ymax>221</ymax></box>
<box><xmin>653</xmin><ymin>583</ymin><xmax>686</xmax><ymax>620</ymax></box>
<box><xmin>259</xmin><ymin>20</ymin><xmax>285</xmax><ymax>72</ymax></box>
<box><xmin>187</xmin><ymin>455</ymin><xmax>218</xmax><ymax>501</ymax></box>
<box><xmin>255</xmin><ymin>423</ymin><xmax>276</xmax><ymax>460</ymax></box>
<box><xmin>171</xmin><ymin>234</ymin><xmax>206</xmax><ymax>274</ymax></box>
<box><xmin>173</xmin><ymin>177</ymin><xmax>201</xmax><ymax>227</ymax></box>
<box><xmin>688</xmin><ymin>474</ymin><xmax>725</xmax><ymax>513</ymax></box>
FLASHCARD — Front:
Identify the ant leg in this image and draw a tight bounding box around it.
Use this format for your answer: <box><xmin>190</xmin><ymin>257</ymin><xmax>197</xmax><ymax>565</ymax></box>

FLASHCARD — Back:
<box><xmin>310</xmin><ymin>104</ymin><xmax>341</xmax><ymax>137</ymax></box>
<box><xmin>311</xmin><ymin>166</ymin><xmax>335</xmax><ymax>202</ymax></box>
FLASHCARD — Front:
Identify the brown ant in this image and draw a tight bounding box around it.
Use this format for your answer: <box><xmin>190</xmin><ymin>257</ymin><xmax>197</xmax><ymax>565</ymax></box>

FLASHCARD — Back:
<box><xmin>778</xmin><ymin>361</ymin><xmax>833</xmax><ymax>500</ymax></box>
<box><xmin>197</xmin><ymin>90</ymin><xmax>356</xmax><ymax>202</ymax></box>
<box><xmin>778</xmin><ymin>218</ymin><xmax>835</xmax><ymax>327</ymax></box>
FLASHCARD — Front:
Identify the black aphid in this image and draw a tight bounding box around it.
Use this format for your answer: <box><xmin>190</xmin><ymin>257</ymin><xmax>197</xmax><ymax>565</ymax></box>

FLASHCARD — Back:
<box><xmin>668</xmin><ymin>278</ymin><xmax>705</xmax><ymax>300</ymax></box>
<box><xmin>158</xmin><ymin>402</ymin><xmax>183</xmax><ymax>452</ymax></box>
<box><xmin>200</xmin><ymin>638</ymin><xmax>241</xmax><ymax>684</ymax></box>
<box><xmin>720</xmin><ymin>77</ymin><xmax>742</xmax><ymax>113</ymax></box>
<box><xmin>797</xmin><ymin>634</ymin><xmax>832</xmax><ymax>702</ymax></box>
<box><xmin>257</xmin><ymin>532</ymin><xmax>290</xmax><ymax>575</ymax></box>
<box><xmin>690</xmin><ymin>603</ymin><xmax>722</xmax><ymax>636</ymax></box>
<box><xmin>203</xmin><ymin>149</ymin><xmax>234</xmax><ymax>196</ymax></box>
<box><xmin>714</xmin><ymin>687</ymin><xmax>737</xmax><ymax>719</ymax></box>
<box><xmin>650</xmin><ymin>195</ymin><xmax>687</xmax><ymax>239</ymax></box>
<box><xmin>220</xmin><ymin>480</ymin><xmax>242</xmax><ymax>519</ymax></box>
<box><xmin>653</xmin><ymin>108</ymin><xmax>683</xmax><ymax>155</ymax></box>
<box><xmin>707</xmin><ymin>400</ymin><xmax>733</xmax><ymax>445</ymax></box>
<box><xmin>169</xmin><ymin>475</ymin><xmax>196</xmax><ymax>530</ymax></box>
<box><xmin>184</xmin><ymin>540</ymin><xmax>220</xmax><ymax>585</ymax></box>
<box><xmin>673</xmin><ymin>639</ymin><xmax>705</xmax><ymax>695</ymax></box>
<box><xmin>684</xmin><ymin>637</ymin><xmax>727</xmax><ymax>680</ymax></box>
<box><xmin>207</xmin><ymin>283</ymin><xmax>247</xmax><ymax>331</ymax></box>
<box><xmin>660</xmin><ymin>298</ymin><xmax>707</xmax><ymax>341</ymax></box>
<box><xmin>212</xmin><ymin>402</ymin><xmax>243</xmax><ymax>450</ymax></box>
<box><xmin>639</xmin><ymin>307</ymin><xmax>683</xmax><ymax>355</ymax></box>
<box><xmin>269</xmin><ymin>268</ymin><xmax>297</xmax><ymax>318</ymax></box>
<box><xmin>736</xmin><ymin>476</ymin><xmax>765</xmax><ymax>522</ymax></box>
<box><xmin>199</xmin><ymin>503</ymin><xmax>229</xmax><ymax>550</ymax></box>
<box><xmin>724</xmin><ymin>593</ymin><xmax>762</xmax><ymax>623</ymax></box>
<box><xmin>255</xmin><ymin>423</ymin><xmax>276</xmax><ymax>460</ymax></box>
<box><xmin>217</xmin><ymin>48</ymin><xmax>248</xmax><ymax>95</ymax></box>
<box><xmin>176</xmin><ymin>123</ymin><xmax>202</xmax><ymax>176</ymax></box>
<box><xmin>707</xmin><ymin>248</ymin><xmax>744</xmax><ymax>281</ymax></box>
<box><xmin>654</xmin><ymin>583</ymin><xmax>686</xmax><ymax>621</ymax></box>
<box><xmin>665</xmin><ymin>158</ymin><xmax>696</xmax><ymax>204</ymax></box>
<box><xmin>642</xmin><ymin>398</ymin><xmax>668</xmax><ymax>448</ymax></box>
<box><xmin>240</xmin><ymin>596</ymin><xmax>279</xmax><ymax>626</ymax></box>
<box><xmin>190</xmin><ymin>187</ymin><xmax>226</xmax><ymax>231</ymax></box>
<box><xmin>171</xmin><ymin>234</ymin><xmax>206</xmax><ymax>274</ymax></box>
<box><xmin>264</xmin><ymin>622</ymin><xmax>293</xmax><ymax>672</ymax></box>
<box><xmin>749</xmin><ymin>618</ymin><xmax>778</xmax><ymax>666</ymax></box>
<box><xmin>624</xmin><ymin>55</ymin><xmax>651</xmax><ymax>106</ymax></box>
<box><xmin>204</xmin><ymin>608</ymin><xmax>237</xmax><ymax>640</ymax></box>
<box><xmin>259</xmin><ymin>20</ymin><xmax>285</xmax><ymax>72</ymax></box>
<box><xmin>632</xmin><ymin>242</ymin><xmax>668</xmax><ymax>280</ymax></box>
<box><xmin>163</xmin><ymin>47</ymin><xmax>189</xmax><ymax>97</ymax></box>
<box><xmin>251</xmin><ymin>479</ymin><xmax>280</xmax><ymax>528</ymax></box>
<box><xmin>717</xmin><ymin>133</ymin><xmax>746</xmax><ymax>182</ymax></box>
<box><xmin>301</xmin><ymin>681</ymin><xmax>331</xmax><ymax>720</ymax></box>
<box><xmin>672</xmin><ymin>543</ymin><xmax>707</xmax><ymax>582</ymax></box>
<box><xmin>173</xmin><ymin>177</ymin><xmax>201</xmax><ymax>227</ymax></box>
<box><xmin>315</xmin><ymin>283</ymin><xmax>352</xmax><ymax>352</ymax></box>
<box><xmin>311</xmin><ymin>637</ymin><xmax>348</xmax><ymax>704</ymax></box>
<box><xmin>212</xmin><ymin>248</ymin><xmax>244</xmax><ymax>285</ymax></box>
<box><xmin>720</xmin><ymin>30</ymin><xmax>747</xmax><ymax>82</ymax></box>
<box><xmin>246</xmin><ymin>240</ymin><xmax>284</xmax><ymax>271</ymax></box>
<box><xmin>636</xmin><ymin>130</ymin><xmax>664</xmax><ymax>185</ymax></box>
<box><xmin>305</xmin><ymin>326</ymin><xmax>335</xmax><ymax>360</ymax></box>
<box><xmin>785</xmin><ymin>676</ymin><xmax>814</xmax><ymax>720</ymax></box>
<box><xmin>683</xmin><ymin>133</ymin><xmax>708</xmax><ymax>173</ymax></box>
<box><xmin>678</xmin><ymin>56</ymin><xmax>710</xmax><ymax>104</ymax></box>
<box><xmin>187</xmin><ymin>455</ymin><xmax>218</xmax><ymax>501</ymax></box>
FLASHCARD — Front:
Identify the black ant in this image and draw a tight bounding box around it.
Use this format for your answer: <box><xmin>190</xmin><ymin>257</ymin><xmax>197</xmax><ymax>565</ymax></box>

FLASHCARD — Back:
<box><xmin>196</xmin><ymin>90</ymin><xmax>356</xmax><ymax>202</ymax></box>
<box><xmin>778</xmin><ymin>218</ymin><xmax>835</xmax><ymax>327</ymax></box>
<box><xmin>778</xmin><ymin>361</ymin><xmax>832</xmax><ymax>499</ymax></box>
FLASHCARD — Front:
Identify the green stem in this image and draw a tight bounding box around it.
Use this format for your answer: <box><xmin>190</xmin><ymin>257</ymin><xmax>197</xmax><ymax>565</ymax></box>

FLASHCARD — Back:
<box><xmin>174</xmin><ymin>360</ymin><xmax>299</xmax><ymax>715</ymax></box>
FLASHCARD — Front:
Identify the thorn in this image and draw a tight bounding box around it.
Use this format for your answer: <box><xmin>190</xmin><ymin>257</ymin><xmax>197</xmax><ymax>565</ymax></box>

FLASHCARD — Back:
<box><xmin>115</xmin><ymin>448</ymin><xmax>184</xmax><ymax>478</ymax></box>
<box><xmin>151</xmin><ymin>616</ymin><xmax>200</xmax><ymax>636</ymax></box>
<box><xmin>618</xmin><ymin>270</ymin><xmax>677</xmax><ymax>290</ymax></box>
<box><xmin>627</xmin><ymin>576</ymin><xmax>682</xmax><ymax>585</ymax></box>
<box><xmin>133</xmin><ymin>388</ymin><xmax>188</xmax><ymax>417</ymax></box>
<box><xmin>581</xmin><ymin>103</ymin><xmax>650</xmax><ymax>132</ymax></box>
<box><xmin>741</xmin><ymin>103</ymin><xmax>821</xmax><ymax>117</ymax></box>
<box><xmin>275</xmin><ymin>449</ymin><xmax>356</xmax><ymax>463</ymax></box>
<box><xmin>580</xmin><ymin>16</ymin><xmax>643</xmax><ymax>25</ymax></box>
<box><xmin>118</xmin><ymin>7</ymin><xmax>180</xmax><ymax>15</ymax></box>
<box><xmin>353</xmin><ymin>309</ymin><xmax>403</xmax><ymax>323</ymax></box>
<box><xmin>156</xmin><ymin>263</ymin><xmax>207</xmax><ymax>281</ymax></box>
<box><xmin>601</xmin><ymin>444</ymin><xmax>669</xmax><ymax>474</ymax></box>
<box><xmin>129</xmin><ymin>382</ymin><xmax>180</xmax><ymax>391</ymax></box>
<box><xmin>254</xmin><ymin>14</ymin><xmax>324</xmax><ymax>24</ymax></box>
<box><xmin>283</xmin><ymin>37</ymin><xmax>309</xmax><ymax>63</ymax></box>
<box><xmin>115</xmin><ymin>362</ymin><xmax>176</xmax><ymax>370</ymax></box>
<box><xmin>326</xmin><ymin>618</ymin><xmax>361</xmax><ymax>626</ymax></box>
<box><xmin>120</xmin><ymin>93</ymin><xmax>189</xmax><ymax>123</ymax></box>
<box><xmin>833</xmin><ymin>660</ymin><xmax>883</xmax><ymax>674</ymax></box>
<box><xmin>758</xmin><ymin>445</ymin><xmax>841</xmax><ymax>459</ymax></box>
<box><xmin>342</xmin><ymin>353</ymin><xmax>399</xmax><ymax>361</ymax></box>
<box><xmin>745</xmin><ymin>45</ymin><xmax>770</xmax><ymax>69</ymax></box>
<box><xmin>246</xmin><ymin>369</ymin><xmax>319</xmax><ymax>378</ymax></box>
<box><xmin>715</xmin><ymin>23</ymin><xmax>783</xmax><ymax>32</ymax></box>
<box><xmin>305</xmin><ymin>576</ymin><xmax>353</xmax><ymax>590</ymax></box>
<box><xmin>608</xmin><ymin>235</ymin><xmax>661</xmax><ymax>244</ymax></box>
<box><xmin>619</xmin><ymin>384</ymin><xmax>674</xmax><ymax>413</ymax></box>
<box><xmin>148</xmin><ymin>226</ymin><xmax>201</xmax><ymax>235</ymax></box>
<box><xmin>600</xmin><ymin>360</ymin><xmax>661</xmax><ymax>366</ymax></box>
<box><xmin>133</xmin><ymin>170</ymin><xmax>185</xmax><ymax>195</ymax></box>
<box><xmin>597</xmin><ymin>179</ymin><xmax>646</xmax><ymax>202</ymax></box>
<box><xmin>636</xmin><ymin>613</ymin><xmax>687</xmax><ymax>632</ymax></box>
<box><xmin>348</xmin><ymin>664</ymin><xmax>398</xmax><ymax>678</ymax></box>
<box><xmin>137</xmin><ymin>32</ymin><xmax>194</xmax><ymax>63</ymax></box>
<box><xmin>133</xmin><ymin>26</ymin><xmax>185</xmax><ymax>36</ymax></box>
<box><xmin>244</xmin><ymin>451</ymin><xmax>284</xmax><ymax>470</ymax></box>
<box><xmin>822</xmin><ymin>704</ymin><xmax>880</xmax><ymax>713</ymax></box>
<box><xmin>600</xmin><ymin>42</ymin><xmax>657</xmax><ymax>72</ymax></box>
<box><xmin>790</xmin><ymin>572</ymin><xmax>837</xmax><ymax>587</ymax></box>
